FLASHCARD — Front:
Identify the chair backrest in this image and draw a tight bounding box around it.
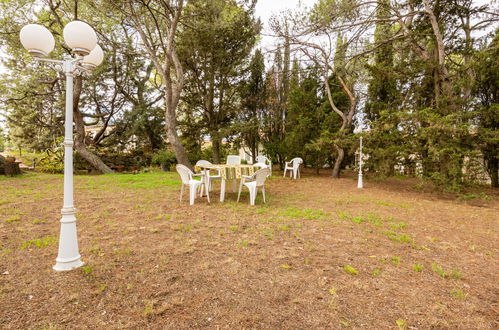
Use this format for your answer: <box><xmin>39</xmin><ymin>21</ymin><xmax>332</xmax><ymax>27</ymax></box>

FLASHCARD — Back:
<box><xmin>291</xmin><ymin>157</ymin><xmax>303</xmax><ymax>168</ymax></box>
<box><xmin>195</xmin><ymin>160</ymin><xmax>212</xmax><ymax>167</ymax></box>
<box><xmin>176</xmin><ymin>164</ymin><xmax>193</xmax><ymax>184</ymax></box>
<box><xmin>253</xmin><ymin>162</ymin><xmax>268</xmax><ymax>169</ymax></box>
<box><xmin>226</xmin><ymin>155</ymin><xmax>241</xmax><ymax>165</ymax></box>
<box><xmin>254</xmin><ymin>168</ymin><xmax>271</xmax><ymax>186</ymax></box>
<box><xmin>256</xmin><ymin>155</ymin><xmax>270</xmax><ymax>164</ymax></box>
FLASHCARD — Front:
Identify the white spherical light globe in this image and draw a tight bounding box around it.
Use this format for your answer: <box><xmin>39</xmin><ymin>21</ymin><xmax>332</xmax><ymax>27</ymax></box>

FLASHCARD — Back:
<box><xmin>19</xmin><ymin>24</ymin><xmax>55</xmax><ymax>58</ymax></box>
<box><xmin>81</xmin><ymin>44</ymin><xmax>104</xmax><ymax>69</ymax></box>
<box><xmin>63</xmin><ymin>20</ymin><xmax>97</xmax><ymax>56</ymax></box>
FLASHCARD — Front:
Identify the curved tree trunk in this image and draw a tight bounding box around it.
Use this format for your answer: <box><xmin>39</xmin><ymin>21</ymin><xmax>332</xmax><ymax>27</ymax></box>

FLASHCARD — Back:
<box><xmin>332</xmin><ymin>145</ymin><xmax>344</xmax><ymax>178</ymax></box>
<box><xmin>165</xmin><ymin>106</ymin><xmax>191</xmax><ymax>169</ymax></box>
<box><xmin>73</xmin><ymin>76</ymin><xmax>114</xmax><ymax>174</ymax></box>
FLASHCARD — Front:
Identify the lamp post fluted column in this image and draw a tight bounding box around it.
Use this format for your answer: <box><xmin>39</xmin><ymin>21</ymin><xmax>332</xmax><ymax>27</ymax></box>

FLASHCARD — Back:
<box><xmin>53</xmin><ymin>56</ymin><xmax>83</xmax><ymax>271</ymax></box>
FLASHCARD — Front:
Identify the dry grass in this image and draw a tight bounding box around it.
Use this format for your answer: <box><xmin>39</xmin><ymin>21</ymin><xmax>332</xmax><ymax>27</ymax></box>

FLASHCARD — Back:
<box><xmin>1</xmin><ymin>169</ymin><xmax>498</xmax><ymax>329</ymax></box>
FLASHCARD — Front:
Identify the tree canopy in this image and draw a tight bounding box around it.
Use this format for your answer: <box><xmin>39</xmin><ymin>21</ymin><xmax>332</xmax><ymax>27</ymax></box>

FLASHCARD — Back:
<box><xmin>0</xmin><ymin>0</ymin><xmax>497</xmax><ymax>187</ymax></box>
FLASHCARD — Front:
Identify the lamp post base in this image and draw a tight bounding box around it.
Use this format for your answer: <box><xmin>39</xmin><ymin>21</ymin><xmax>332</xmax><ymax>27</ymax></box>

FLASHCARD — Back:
<box><xmin>53</xmin><ymin>257</ymin><xmax>84</xmax><ymax>272</ymax></box>
<box><xmin>357</xmin><ymin>174</ymin><xmax>363</xmax><ymax>189</ymax></box>
<box><xmin>53</xmin><ymin>210</ymin><xmax>83</xmax><ymax>272</ymax></box>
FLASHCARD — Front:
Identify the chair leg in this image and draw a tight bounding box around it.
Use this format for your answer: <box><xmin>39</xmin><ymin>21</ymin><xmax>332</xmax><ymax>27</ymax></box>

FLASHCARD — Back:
<box><xmin>237</xmin><ymin>180</ymin><xmax>244</xmax><ymax>202</ymax></box>
<box><xmin>189</xmin><ymin>183</ymin><xmax>197</xmax><ymax>205</ymax></box>
<box><xmin>220</xmin><ymin>179</ymin><xmax>226</xmax><ymax>202</ymax></box>
<box><xmin>283</xmin><ymin>169</ymin><xmax>286</xmax><ymax>178</ymax></box>
<box><xmin>262</xmin><ymin>186</ymin><xmax>266</xmax><ymax>204</ymax></box>
<box><xmin>251</xmin><ymin>187</ymin><xmax>258</xmax><ymax>205</ymax></box>
<box><xmin>205</xmin><ymin>182</ymin><xmax>210</xmax><ymax>203</ymax></box>
<box><xmin>248</xmin><ymin>186</ymin><xmax>255</xmax><ymax>205</ymax></box>
<box><xmin>179</xmin><ymin>184</ymin><xmax>184</xmax><ymax>202</ymax></box>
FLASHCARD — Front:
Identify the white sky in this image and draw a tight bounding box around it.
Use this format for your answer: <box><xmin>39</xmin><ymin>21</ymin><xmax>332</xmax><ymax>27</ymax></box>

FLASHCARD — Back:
<box><xmin>254</xmin><ymin>0</ymin><xmax>316</xmax><ymax>53</ymax></box>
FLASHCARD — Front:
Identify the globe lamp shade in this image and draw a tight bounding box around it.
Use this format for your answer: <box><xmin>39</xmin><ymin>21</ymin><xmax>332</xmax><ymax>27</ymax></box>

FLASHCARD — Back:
<box><xmin>63</xmin><ymin>21</ymin><xmax>97</xmax><ymax>56</ymax></box>
<box><xmin>81</xmin><ymin>44</ymin><xmax>104</xmax><ymax>69</ymax></box>
<box><xmin>19</xmin><ymin>24</ymin><xmax>55</xmax><ymax>58</ymax></box>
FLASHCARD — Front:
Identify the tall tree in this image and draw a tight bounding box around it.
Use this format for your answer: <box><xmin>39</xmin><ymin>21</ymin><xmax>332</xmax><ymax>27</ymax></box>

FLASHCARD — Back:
<box><xmin>177</xmin><ymin>0</ymin><xmax>259</xmax><ymax>162</ymax></box>
<box><xmin>473</xmin><ymin>31</ymin><xmax>499</xmax><ymax>187</ymax></box>
<box><xmin>122</xmin><ymin>0</ymin><xmax>191</xmax><ymax>167</ymax></box>
<box><xmin>238</xmin><ymin>49</ymin><xmax>265</xmax><ymax>161</ymax></box>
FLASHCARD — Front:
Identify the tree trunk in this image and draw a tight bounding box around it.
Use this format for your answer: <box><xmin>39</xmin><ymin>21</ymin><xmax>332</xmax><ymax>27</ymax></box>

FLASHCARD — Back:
<box><xmin>486</xmin><ymin>156</ymin><xmax>498</xmax><ymax>188</ymax></box>
<box><xmin>72</xmin><ymin>76</ymin><xmax>114</xmax><ymax>174</ymax></box>
<box><xmin>164</xmin><ymin>106</ymin><xmax>191</xmax><ymax>169</ymax></box>
<box><xmin>332</xmin><ymin>145</ymin><xmax>344</xmax><ymax>178</ymax></box>
<box><xmin>212</xmin><ymin>138</ymin><xmax>221</xmax><ymax>164</ymax></box>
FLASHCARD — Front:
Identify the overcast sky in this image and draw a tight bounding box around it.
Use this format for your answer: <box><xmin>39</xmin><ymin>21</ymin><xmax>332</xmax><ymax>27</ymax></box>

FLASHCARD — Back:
<box><xmin>254</xmin><ymin>0</ymin><xmax>316</xmax><ymax>52</ymax></box>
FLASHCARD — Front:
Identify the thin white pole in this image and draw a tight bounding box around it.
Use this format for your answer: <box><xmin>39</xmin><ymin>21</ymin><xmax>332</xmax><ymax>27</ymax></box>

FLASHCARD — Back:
<box><xmin>357</xmin><ymin>136</ymin><xmax>363</xmax><ymax>189</ymax></box>
<box><xmin>53</xmin><ymin>56</ymin><xmax>83</xmax><ymax>271</ymax></box>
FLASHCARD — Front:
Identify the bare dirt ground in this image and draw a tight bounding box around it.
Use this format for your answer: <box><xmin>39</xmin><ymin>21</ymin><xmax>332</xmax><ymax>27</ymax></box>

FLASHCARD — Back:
<box><xmin>1</xmin><ymin>169</ymin><xmax>498</xmax><ymax>329</ymax></box>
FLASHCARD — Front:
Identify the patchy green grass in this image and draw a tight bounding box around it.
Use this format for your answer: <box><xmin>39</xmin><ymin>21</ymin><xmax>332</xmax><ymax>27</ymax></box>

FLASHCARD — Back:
<box><xmin>396</xmin><ymin>319</ymin><xmax>407</xmax><ymax>329</ymax></box>
<box><xmin>432</xmin><ymin>264</ymin><xmax>463</xmax><ymax>279</ymax></box>
<box><xmin>81</xmin><ymin>265</ymin><xmax>94</xmax><ymax>275</ymax></box>
<box><xmin>5</xmin><ymin>215</ymin><xmax>20</xmax><ymax>223</ymax></box>
<box><xmin>278</xmin><ymin>207</ymin><xmax>329</xmax><ymax>221</ymax></box>
<box><xmin>260</xmin><ymin>228</ymin><xmax>274</xmax><ymax>240</ymax></box>
<box><xmin>391</xmin><ymin>257</ymin><xmax>401</xmax><ymax>265</ymax></box>
<box><xmin>388</xmin><ymin>222</ymin><xmax>407</xmax><ymax>230</ymax></box>
<box><xmin>79</xmin><ymin>171</ymin><xmax>180</xmax><ymax>190</ymax></box>
<box><xmin>172</xmin><ymin>223</ymin><xmax>193</xmax><ymax>232</ymax></box>
<box><xmin>384</xmin><ymin>230</ymin><xmax>413</xmax><ymax>243</ymax></box>
<box><xmin>450</xmin><ymin>289</ymin><xmax>468</xmax><ymax>299</ymax></box>
<box><xmin>412</xmin><ymin>264</ymin><xmax>423</xmax><ymax>272</ymax></box>
<box><xmin>343</xmin><ymin>265</ymin><xmax>359</xmax><ymax>275</ymax></box>
<box><xmin>237</xmin><ymin>240</ymin><xmax>249</xmax><ymax>248</ymax></box>
<box><xmin>21</xmin><ymin>236</ymin><xmax>57</xmax><ymax>249</ymax></box>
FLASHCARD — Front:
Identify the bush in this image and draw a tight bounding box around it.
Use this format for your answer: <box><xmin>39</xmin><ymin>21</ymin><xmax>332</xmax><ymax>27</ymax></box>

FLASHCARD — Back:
<box><xmin>151</xmin><ymin>149</ymin><xmax>177</xmax><ymax>168</ymax></box>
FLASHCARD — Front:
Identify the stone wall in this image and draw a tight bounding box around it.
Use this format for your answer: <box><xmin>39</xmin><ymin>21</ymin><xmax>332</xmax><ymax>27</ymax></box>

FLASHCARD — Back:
<box><xmin>74</xmin><ymin>152</ymin><xmax>151</xmax><ymax>173</ymax></box>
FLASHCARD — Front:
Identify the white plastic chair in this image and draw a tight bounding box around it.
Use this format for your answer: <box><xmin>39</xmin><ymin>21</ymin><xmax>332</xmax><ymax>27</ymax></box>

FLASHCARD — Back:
<box><xmin>176</xmin><ymin>164</ymin><xmax>209</xmax><ymax>205</ymax></box>
<box><xmin>195</xmin><ymin>160</ymin><xmax>221</xmax><ymax>193</ymax></box>
<box><xmin>283</xmin><ymin>157</ymin><xmax>303</xmax><ymax>179</ymax></box>
<box><xmin>253</xmin><ymin>162</ymin><xmax>268</xmax><ymax>169</ymax></box>
<box><xmin>237</xmin><ymin>168</ymin><xmax>271</xmax><ymax>205</ymax></box>
<box><xmin>226</xmin><ymin>155</ymin><xmax>241</xmax><ymax>191</ymax></box>
<box><xmin>255</xmin><ymin>155</ymin><xmax>272</xmax><ymax>174</ymax></box>
<box><xmin>226</xmin><ymin>155</ymin><xmax>241</xmax><ymax>165</ymax></box>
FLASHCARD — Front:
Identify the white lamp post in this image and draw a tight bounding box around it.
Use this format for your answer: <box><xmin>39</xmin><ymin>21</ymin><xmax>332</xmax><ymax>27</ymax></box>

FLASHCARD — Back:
<box><xmin>20</xmin><ymin>21</ymin><xmax>104</xmax><ymax>271</ymax></box>
<box><xmin>357</xmin><ymin>135</ymin><xmax>363</xmax><ymax>189</ymax></box>
<box><xmin>354</xmin><ymin>115</ymin><xmax>366</xmax><ymax>189</ymax></box>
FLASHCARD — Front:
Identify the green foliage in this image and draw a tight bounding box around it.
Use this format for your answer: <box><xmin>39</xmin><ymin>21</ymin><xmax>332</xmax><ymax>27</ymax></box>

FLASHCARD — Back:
<box><xmin>151</xmin><ymin>150</ymin><xmax>177</xmax><ymax>167</ymax></box>
<box><xmin>177</xmin><ymin>0</ymin><xmax>259</xmax><ymax>161</ymax></box>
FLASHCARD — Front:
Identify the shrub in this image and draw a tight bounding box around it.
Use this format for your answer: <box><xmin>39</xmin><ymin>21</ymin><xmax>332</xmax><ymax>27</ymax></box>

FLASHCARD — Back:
<box><xmin>151</xmin><ymin>150</ymin><xmax>177</xmax><ymax>168</ymax></box>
